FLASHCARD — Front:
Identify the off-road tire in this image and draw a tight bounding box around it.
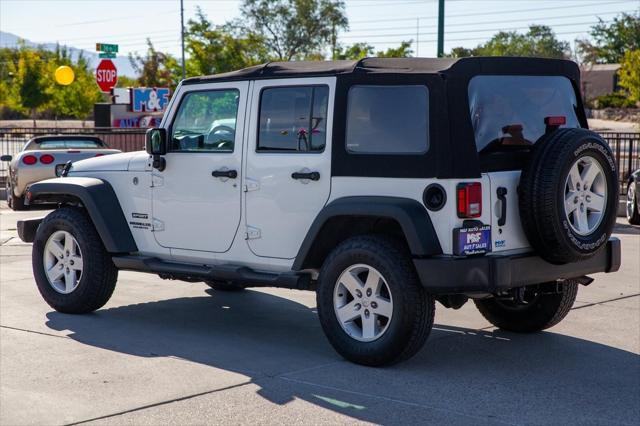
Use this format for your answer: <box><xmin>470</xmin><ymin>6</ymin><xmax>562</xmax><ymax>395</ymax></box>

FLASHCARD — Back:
<box><xmin>317</xmin><ymin>235</ymin><xmax>435</xmax><ymax>366</ymax></box>
<box><xmin>205</xmin><ymin>281</ymin><xmax>246</xmax><ymax>292</ymax></box>
<box><xmin>474</xmin><ymin>280</ymin><xmax>579</xmax><ymax>333</ymax></box>
<box><xmin>626</xmin><ymin>181</ymin><xmax>640</xmax><ymax>225</ymax></box>
<box><xmin>519</xmin><ymin>128</ymin><xmax>618</xmax><ymax>264</ymax></box>
<box><xmin>32</xmin><ymin>207</ymin><xmax>118</xmax><ymax>314</ymax></box>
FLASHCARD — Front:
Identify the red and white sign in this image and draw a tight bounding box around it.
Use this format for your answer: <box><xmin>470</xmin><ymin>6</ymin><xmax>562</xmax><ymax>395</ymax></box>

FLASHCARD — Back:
<box><xmin>96</xmin><ymin>59</ymin><xmax>118</xmax><ymax>93</ymax></box>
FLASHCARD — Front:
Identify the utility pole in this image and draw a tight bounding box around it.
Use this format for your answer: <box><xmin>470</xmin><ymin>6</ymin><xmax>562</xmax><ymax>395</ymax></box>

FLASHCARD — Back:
<box><xmin>437</xmin><ymin>0</ymin><xmax>444</xmax><ymax>57</ymax></box>
<box><xmin>416</xmin><ymin>18</ymin><xmax>420</xmax><ymax>57</ymax></box>
<box><xmin>180</xmin><ymin>0</ymin><xmax>186</xmax><ymax>80</ymax></box>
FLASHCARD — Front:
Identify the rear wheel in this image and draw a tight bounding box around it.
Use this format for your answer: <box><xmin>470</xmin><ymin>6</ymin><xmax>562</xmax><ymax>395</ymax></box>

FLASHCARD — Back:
<box><xmin>474</xmin><ymin>280</ymin><xmax>578</xmax><ymax>333</ymax></box>
<box><xmin>316</xmin><ymin>235</ymin><xmax>435</xmax><ymax>366</ymax></box>
<box><xmin>6</xmin><ymin>181</ymin><xmax>26</xmax><ymax>210</ymax></box>
<box><xmin>32</xmin><ymin>207</ymin><xmax>118</xmax><ymax>313</ymax></box>
<box><xmin>626</xmin><ymin>181</ymin><xmax>640</xmax><ymax>225</ymax></box>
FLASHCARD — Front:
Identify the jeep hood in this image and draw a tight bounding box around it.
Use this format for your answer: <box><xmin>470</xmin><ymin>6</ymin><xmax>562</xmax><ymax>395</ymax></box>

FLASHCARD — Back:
<box><xmin>69</xmin><ymin>151</ymin><xmax>151</xmax><ymax>173</ymax></box>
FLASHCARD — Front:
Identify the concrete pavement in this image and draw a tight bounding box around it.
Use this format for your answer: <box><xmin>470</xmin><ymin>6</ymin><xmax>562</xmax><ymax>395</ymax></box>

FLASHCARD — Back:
<box><xmin>1</xmin><ymin>203</ymin><xmax>638</xmax><ymax>425</ymax></box>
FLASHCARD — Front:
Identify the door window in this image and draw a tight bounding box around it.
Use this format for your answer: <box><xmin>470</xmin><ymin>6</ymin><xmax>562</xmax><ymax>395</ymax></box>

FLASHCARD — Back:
<box><xmin>257</xmin><ymin>86</ymin><xmax>329</xmax><ymax>152</ymax></box>
<box><xmin>170</xmin><ymin>89</ymin><xmax>240</xmax><ymax>152</ymax></box>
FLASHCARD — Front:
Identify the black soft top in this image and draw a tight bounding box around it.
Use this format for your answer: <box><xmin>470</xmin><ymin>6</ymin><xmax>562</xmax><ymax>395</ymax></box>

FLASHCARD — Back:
<box><xmin>182</xmin><ymin>57</ymin><xmax>580</xmax><ymax>84</ymax></box>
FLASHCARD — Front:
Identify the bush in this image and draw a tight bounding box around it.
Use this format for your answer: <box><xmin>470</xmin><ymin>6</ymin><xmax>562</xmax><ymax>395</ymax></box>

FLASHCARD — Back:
<box><xmin>618</xmin><ymin>50</ymin><xmax>640</xmax><ymax>104</ymax></box>
<box><xmin>589</xmin><ymin>92</ymin><xmax>636</xmax><ymax>109</ymax></box>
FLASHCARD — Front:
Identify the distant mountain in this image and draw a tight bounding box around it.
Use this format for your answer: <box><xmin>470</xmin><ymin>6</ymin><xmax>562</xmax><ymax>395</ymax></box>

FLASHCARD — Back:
<box><xmin>0</xmin><ymin>31</ymin><xmax>137</xmax><ymax>77</ymax></box>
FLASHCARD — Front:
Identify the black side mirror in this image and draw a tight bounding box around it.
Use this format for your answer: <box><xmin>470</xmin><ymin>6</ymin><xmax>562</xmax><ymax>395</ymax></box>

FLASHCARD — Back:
<box><xmin>145</xmin><ymin>128</ymin><xmax>167</xmax><ymax>155</ymax></box>
<box><xmin>145</xmin><ymin>128</ymin><xmax>167</xmax><ymax>171</ymax></box>
<box><xmin>0</xmin><ymin>155</ymin><xmax>12</xmax><ymax>162</ymax></box>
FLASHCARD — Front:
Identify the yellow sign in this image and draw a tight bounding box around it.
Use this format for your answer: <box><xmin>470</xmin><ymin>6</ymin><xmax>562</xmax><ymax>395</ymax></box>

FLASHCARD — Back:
<box><xmin>54</xmin><ymin>66</ymin><xmax>75</xmax><ymax>85</ymax></box>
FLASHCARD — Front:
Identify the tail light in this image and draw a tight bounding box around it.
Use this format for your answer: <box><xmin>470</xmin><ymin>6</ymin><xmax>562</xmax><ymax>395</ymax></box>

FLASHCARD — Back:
<box><xmin>544</xmin><ymin>116</ymin><xmax>566</xmax><ymax>126</ymax></box>
<box><xmin>95</xmin><ymin>153</ymin><xmax>104</xmax><ymax>157</ymax></box>
<box><xmin>22</xmin><ymin>155</ymin><xmax>37</xmax><ymax>165</ymax></box>
<box><xmin>457</xmin><ymin>182</ymin><xmax>482</xmax><ymax>218</ymax></box>
<box><xmin>40</xmin><ymin>154</ymin><xmax>55</xmax><ymax>164</ymax></box>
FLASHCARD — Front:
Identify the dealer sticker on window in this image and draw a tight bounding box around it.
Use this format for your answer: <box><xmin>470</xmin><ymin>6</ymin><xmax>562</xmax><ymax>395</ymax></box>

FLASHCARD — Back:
<box><xmin>453</xmin><ymin>225</ymin><xmax>492</xmax><ymax>256</ymax></box>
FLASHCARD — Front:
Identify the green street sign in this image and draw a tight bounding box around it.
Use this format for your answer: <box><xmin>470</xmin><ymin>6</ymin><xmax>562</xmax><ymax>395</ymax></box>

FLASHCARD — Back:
<box><xmin>96</xmin><ymin>43</ymin><xmax>119</xmax><ymax>53</ymax></box>
<box><xmin>99</xmin><ymin>52</ymin><xmax>117</xmax><ymax>58</ymax></box>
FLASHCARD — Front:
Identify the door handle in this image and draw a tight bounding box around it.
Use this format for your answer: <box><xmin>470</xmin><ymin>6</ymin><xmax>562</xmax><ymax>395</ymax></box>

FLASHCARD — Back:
<box><xmin>497</xmin><ymin>187</ymin><xmax>507</xmax><ymax>227</ymax></box>
<box><xmin>291</xmin><ymin>171</ymin><xmax>320</xmax><ymax>181</ymax></box>
<box><xmin>212</xmin><ymin>169</ymin><xmax>238</xmax><ymax>179</ymax></box>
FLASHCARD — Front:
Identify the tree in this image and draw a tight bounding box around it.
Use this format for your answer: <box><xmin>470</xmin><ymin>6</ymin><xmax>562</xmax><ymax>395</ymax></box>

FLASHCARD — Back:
<box><xmin>618</xmin><ymin>50</ymin><xmax>640</xmax><ymax>104</ymax></box>
<box><xmin>448</xmin><ymin>25</ymin><xmax>570</xmax><ymax>59</ymax></box>
<box><xmin>334</xmin><ymin>42</ymin><xmax>374</xmax><ymax>60</ymax></box>
<box><xmin>576</xmin><ymin>13</ymin><xmax>640</xmax><ymax>64</ymax></box>
<box><xmin>129</xmin><ymin>39</ymin><xmax>180</xmax><ymax>88</ymax></box>
<box><xmin>241</xmin><ymin>0</ymin><xmax>348</xmax><ymax>60</ymax></box>
<box><xmin>17</xmin><ymin>48</ymin><xmax>51</xmax><ymax>125</ymax></box>
<box><xmin>46</xmin><ymin>47</ymin><xmax>102</xmax><ymax>121</ymax></box>
<box><xmin>184</xmin><ymin>8</ymin><xmax>268</xmax><ymax>77</ymax></box>
<box><xmin>334</xmin><ymin>41</ymin><xmax>413</xmax><ymax>60</ymax></box>
<box><xmin>376</xmin><ymin>41</ymin><xmax>413</xmax><ymax>58</ymax></box>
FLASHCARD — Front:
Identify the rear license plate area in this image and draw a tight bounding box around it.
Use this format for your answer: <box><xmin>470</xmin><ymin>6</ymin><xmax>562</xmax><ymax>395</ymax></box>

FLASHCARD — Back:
<box><xmin>453</xmin><ymin>225</ymin><xmax>492</xmax><ymax>256</ymax></box>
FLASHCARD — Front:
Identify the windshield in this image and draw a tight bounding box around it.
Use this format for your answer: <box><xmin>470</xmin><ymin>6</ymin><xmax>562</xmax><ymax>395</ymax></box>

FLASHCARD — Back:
<box><xmin>468</xmin><ymin>75</ymin><xmax>580</xmax><ymax>153</ymax></box>
<box><xmin>33</xmin><ymin>139</ymin><xmax>104</xmax><ymax>149</ymax></box>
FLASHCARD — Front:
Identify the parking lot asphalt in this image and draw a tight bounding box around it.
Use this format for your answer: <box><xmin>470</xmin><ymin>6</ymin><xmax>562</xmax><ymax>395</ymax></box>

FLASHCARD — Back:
<box><xmin>0</xmin><ymin>203</ymin><xmax>638</xmax><ymax>426</ymax></box>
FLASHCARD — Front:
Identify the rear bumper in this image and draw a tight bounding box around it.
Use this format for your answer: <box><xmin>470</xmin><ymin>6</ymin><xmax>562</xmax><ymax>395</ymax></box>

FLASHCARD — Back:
<box><xmin>414</xmin><ymin>238</ymin><xmax>621</xmax><ymax>295</ymax></box>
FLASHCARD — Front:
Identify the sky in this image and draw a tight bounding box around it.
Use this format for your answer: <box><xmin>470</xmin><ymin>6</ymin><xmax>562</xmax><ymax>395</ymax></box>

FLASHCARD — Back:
<box><xmin>1</xmin><ymin>0</ymin><xmax>638</xmax><ymax>59</ymax></box>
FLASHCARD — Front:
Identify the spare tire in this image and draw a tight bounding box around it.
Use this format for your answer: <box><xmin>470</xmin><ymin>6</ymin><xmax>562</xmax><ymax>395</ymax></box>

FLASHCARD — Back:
<box><xmin>519</xmin><ymin>128</ymin><xmax>618</xmax><ymax>264</ymax></box>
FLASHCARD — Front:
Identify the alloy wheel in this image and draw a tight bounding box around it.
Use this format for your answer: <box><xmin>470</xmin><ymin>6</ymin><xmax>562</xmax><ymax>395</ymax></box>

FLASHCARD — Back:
<box><xmin>43</xmin><ymin>230</ymin><xmax>83</xmax><ymax>294</ymax></box>
<box><xmin>333</xmin><ymin>264</ymin><xmax>393</xmax><ymax>342</ymax></box>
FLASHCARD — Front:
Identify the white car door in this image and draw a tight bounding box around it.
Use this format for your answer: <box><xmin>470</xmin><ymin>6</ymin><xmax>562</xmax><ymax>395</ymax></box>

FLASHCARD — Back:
<box><xmin>244</xmin><ymin>77</ymin><xmax>335</xmax><ymax>259</ymax></box>
<box><xmin>152</xmin><ymin>82</ymin><xmax>248</xmax><ymax>253</ymax></box>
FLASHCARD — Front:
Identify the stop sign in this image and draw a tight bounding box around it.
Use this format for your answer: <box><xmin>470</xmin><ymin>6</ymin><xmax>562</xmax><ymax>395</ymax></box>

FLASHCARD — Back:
<box><xmin>96</xmin><ymin>59</ymin><xmax>117</xmax><ymax>92</ymax></box>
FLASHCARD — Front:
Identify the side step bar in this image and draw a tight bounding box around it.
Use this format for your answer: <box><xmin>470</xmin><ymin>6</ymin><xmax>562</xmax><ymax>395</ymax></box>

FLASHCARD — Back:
<box><xmin>112</xmin><ymin>255</ymin><xmax>313</xmax><ymax>290</ymax></box>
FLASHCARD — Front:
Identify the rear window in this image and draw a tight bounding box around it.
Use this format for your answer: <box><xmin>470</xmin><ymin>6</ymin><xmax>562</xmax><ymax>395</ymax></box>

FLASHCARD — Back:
<box><xmin>36</xmin><ymin>139</ymin><xmax>104</xmax><ymax>149</ymax></box>
<box><xmin>346</xmin><ymin>85</ymin><xmax>429</xmax><ymax>154</ymax></box>
<box><xmin>468</xmin><ymin>76</ymin><xmax>580</xmax><ymax>153</ymax></box>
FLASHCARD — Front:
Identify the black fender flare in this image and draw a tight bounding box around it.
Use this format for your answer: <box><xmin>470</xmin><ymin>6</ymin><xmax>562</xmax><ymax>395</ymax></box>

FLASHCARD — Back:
<box><xmin>26</xmin><ymin>177</ymin><xmax>138</xmax><ymax>253</ymax></box>
<box><xmin>292</xmin><ymin>196</ymin><xmax>442</xmax><ymax>270</ymax></box>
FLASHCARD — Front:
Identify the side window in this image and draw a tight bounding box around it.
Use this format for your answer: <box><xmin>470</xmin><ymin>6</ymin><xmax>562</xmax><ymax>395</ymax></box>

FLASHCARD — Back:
<box><xmin>258</xmin><ymin>86</ymin><xmax>329</xmax><ymax>152</ymax></box>
<box><xmin>346</xmin><ymin>85</ymin><xmax>429</xmax><ymax>154</ymax></box>
<box><xmin>170</xmin><ymin>89</ymin><xmax>239</xmax><ymax>152</ymax></box>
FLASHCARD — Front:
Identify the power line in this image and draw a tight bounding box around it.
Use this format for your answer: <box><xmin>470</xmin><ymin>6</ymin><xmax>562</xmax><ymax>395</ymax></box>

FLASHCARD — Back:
<box><xmin>348</xmin><ymin>9</ymin><xmax>635</xmax><ymax>32</ymax></box>
<box><xmin>340</xmin><ymin>19</ymin><xmax>616</xmax><ymax>39</ymax></box>
<box><xmin>349</xmin><ymin>0</ymin><xmax>635</xmax><ymax>23</ymax></box>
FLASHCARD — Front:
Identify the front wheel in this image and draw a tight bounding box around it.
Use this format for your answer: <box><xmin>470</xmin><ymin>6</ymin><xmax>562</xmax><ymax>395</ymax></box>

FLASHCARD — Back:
<box><xmin>32</xmin><ymin>207</ymin><xmax>118</xmax><ymax>314</ymax></box>
<box><xmin>474</xmin><ymin>280</ymin><xmax>579</xmax><ymax>333</ymax></box>
<box><xmin>316</xmin><ymin>236</ymin><xmax>435</xmax><ymax>366</ymax></box>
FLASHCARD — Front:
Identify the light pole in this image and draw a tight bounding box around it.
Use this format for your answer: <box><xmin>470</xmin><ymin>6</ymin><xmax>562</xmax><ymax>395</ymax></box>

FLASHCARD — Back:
<box><xmin>180</xmin><ymin>0</ymin><xmax>186</xmax><ymax>80</ymax></box>
<box><xmin>437</xmin><ymin>0</ymin><xmax>444</xmax><ymax>57</ymax></box>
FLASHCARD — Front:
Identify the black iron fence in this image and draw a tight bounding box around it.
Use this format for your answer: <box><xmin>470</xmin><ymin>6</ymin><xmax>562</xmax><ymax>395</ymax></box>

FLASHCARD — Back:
<box><xmin>604</xmin><ymin>132</ymin><xmax>640</xmax><ymax>195</ymax></box>
<box><xmin>1</xmin><ymin>127</ymin><xmax>638</xmax><ymax>194</ymax></box>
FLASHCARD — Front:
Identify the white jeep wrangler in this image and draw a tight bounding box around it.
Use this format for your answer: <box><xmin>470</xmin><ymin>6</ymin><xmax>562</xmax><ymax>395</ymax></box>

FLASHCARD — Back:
<box><xmin>20</xmin><ymin>57</ymin><xmax>621</xmax><ymax>366</ymax></box>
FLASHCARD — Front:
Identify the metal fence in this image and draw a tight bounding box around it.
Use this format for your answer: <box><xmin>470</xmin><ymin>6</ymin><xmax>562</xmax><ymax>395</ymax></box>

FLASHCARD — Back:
<box><xmin>604</xmin><ymin>132</ymin><xmax>640</xmax><ymax>195</ymax></box>
<box><xmin>0</xmin><ymin>127</ymin><xmax>638</xmax><ymax>194</ymax></box>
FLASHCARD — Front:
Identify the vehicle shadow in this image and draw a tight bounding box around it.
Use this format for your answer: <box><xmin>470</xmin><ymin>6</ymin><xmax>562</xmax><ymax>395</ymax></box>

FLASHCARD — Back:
<box><xmin>45</xmin><ymin>288</ymin><xmax>640</xmax><ymax>425</ymax></box>
<box><xmin>614</xmin><ymin>221</ymin><xmax>640</xmax><ymax>235</ymax></box>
